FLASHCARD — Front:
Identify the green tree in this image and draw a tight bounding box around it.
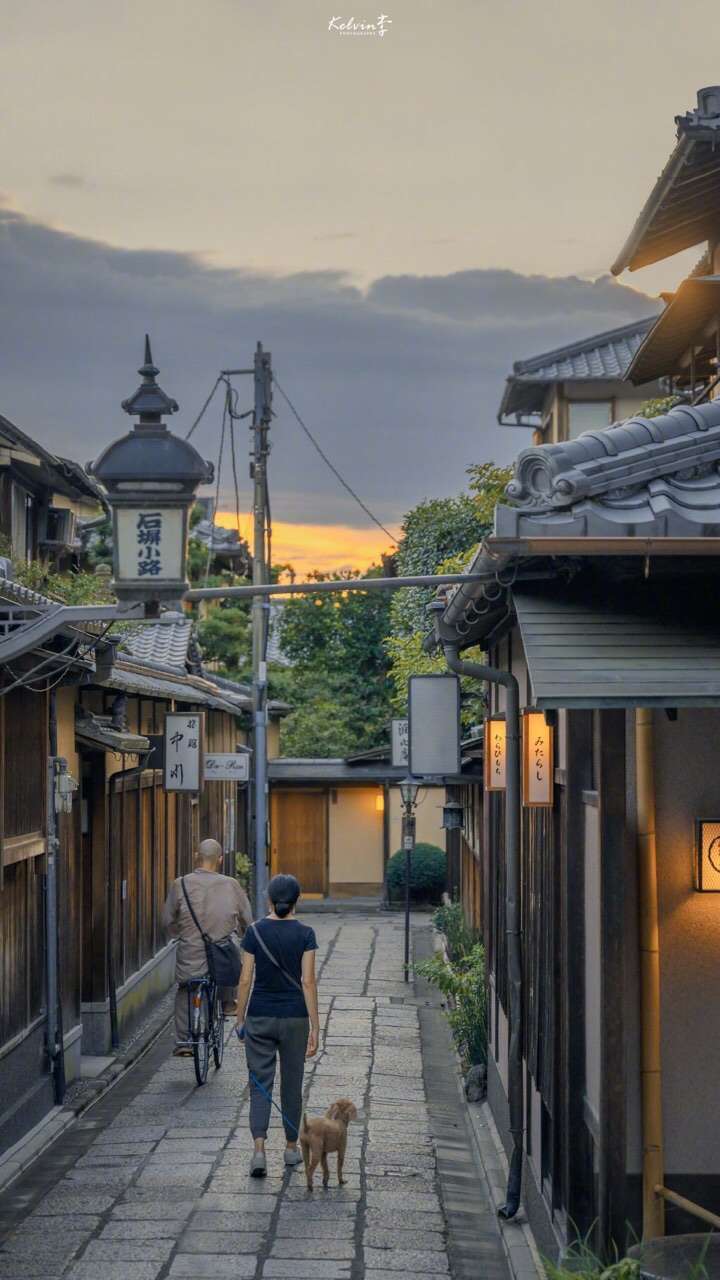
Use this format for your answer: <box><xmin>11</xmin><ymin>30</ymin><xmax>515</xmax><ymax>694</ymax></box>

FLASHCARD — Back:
<box><xmin>385</xmin><ymin>463</ymin><xmax>512</xmax><ymax>718</ymax></box>
<box><xmin>276</xmin><ymin>566</ymin><xmax>393</xmax><ymax>757</ymax></box>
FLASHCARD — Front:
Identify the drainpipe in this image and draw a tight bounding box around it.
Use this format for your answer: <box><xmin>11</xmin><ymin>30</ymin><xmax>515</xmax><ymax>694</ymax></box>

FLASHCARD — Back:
<box><xmin>635</xmin><ymin>708</ymin><xmax>665</xmax><ymax>1240</ymax></box>
<box><xmin>443</xmin><ymin>640</ymin><xmax>523</xmax><ymax>1219</ymax></box>
<box><xmin>46</xmin><ymin>691</ymin><xmax>66</xmax><ymax>1103</ymax></box>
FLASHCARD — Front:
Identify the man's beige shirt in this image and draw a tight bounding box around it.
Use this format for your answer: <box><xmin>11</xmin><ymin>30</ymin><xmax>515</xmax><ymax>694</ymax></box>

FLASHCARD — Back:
<box><xmin>161</xmin><ymin>869</ymin><xmax>252</xmax><ymax>982</ymax></box>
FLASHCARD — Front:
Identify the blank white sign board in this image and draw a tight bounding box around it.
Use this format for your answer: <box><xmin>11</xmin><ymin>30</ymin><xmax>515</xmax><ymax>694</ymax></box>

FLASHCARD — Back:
<box><xmin>408</xmin><ymin>675</ymin><xmax>461</xmax><ymax>777</ymax></box>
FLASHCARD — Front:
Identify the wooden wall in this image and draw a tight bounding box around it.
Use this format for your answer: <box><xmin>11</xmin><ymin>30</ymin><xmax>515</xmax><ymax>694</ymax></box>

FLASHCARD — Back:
<box><xmin>0</xmin><ymin>687</ymin><xmax>48</xmax><ymax>1051</ymax></box>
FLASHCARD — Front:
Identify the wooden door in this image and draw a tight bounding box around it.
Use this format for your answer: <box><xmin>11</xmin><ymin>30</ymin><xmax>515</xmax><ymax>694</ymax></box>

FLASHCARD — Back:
<box><xmin>270</xmin><ymin>790</ymin><xmax>327</xmax><ymax>896</ymax></box>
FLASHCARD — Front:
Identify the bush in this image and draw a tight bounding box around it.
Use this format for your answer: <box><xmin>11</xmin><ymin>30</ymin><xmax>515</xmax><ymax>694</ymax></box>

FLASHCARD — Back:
<box><xmin>432</xmin><ymin>899</ymin><xmax>475</xmax><ymax>962</ymax></box>
<box><xmin>386</xmin><ymin>842</ymin><xmax>446</xmax><ymax>904</ymax></box>
<box><xmin>415</xmin><ymin>942</ymin><xmax>487</xmax><ymax>1069</ymax></box>
<box><xmin>235</xmin><ymin>851</ymin><xmax>252</xmax><ymax>891</ymax></box>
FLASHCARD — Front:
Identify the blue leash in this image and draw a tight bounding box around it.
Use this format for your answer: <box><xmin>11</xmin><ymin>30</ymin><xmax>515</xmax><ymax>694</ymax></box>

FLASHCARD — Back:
<box><xmin>248</xmin><ymin>1070</ymin><xmax>299</xmax><ymax>1137</ymax></box>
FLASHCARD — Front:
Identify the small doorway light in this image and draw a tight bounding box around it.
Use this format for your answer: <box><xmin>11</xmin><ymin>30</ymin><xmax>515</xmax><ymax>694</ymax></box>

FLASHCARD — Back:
<box><xmin>375</xmin><ymin>791</ymin><xmax>385</xmax><ymax>813</ymax></box>
<box><xmin>695</xmin><ymin>820</ymin><xmax>720</xmax><ymax>891</ymax></box>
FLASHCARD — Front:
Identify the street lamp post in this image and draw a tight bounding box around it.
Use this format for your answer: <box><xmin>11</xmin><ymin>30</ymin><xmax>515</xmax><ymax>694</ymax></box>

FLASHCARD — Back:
<box><xmin>88</xmin><ymin>336</ymin><xmax>214</xmax><ymax>614</ymax></box>
<box><xmin>399</xmin><ymin>776</ymin><xmax>419</xmax><ymax>983</ymax></box>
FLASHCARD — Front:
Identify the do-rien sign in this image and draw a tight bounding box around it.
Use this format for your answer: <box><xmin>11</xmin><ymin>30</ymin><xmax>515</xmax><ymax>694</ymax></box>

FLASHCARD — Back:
<box><xmin>164</xmin><ymin>713</ymin><xmax>204</xmax><ymax>792</ymax></box>
<box><xmin>204</xmin><ymin>753</ymin><xmax>250</xmax><ymax>783</ymax></box>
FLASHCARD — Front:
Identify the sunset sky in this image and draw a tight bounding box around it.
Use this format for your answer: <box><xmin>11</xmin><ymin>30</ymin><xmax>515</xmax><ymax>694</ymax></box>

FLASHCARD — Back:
<box><xmin>2</xmin><ymin>0</ymin><xmax>718</xmax><ymax>571</ymax></box>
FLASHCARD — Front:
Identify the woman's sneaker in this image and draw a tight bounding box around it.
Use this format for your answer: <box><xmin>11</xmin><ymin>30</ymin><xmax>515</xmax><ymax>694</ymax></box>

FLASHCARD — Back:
<box><xmin>250</xmin><ymin>1152</ymin><xmax>267</xmax><ymax>1178</ymax></box>
<box><xmin>284</xmin><ymin>1148</ymin><xmax>303</xmax><ymax>1168</ymax></box>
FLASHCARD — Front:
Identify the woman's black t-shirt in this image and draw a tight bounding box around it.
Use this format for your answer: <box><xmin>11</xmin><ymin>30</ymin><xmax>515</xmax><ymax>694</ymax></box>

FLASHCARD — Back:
<box><xmin>242</xmin><ymin>918</ymin><xmax>317</xmax><ymax>1019</ymax></box>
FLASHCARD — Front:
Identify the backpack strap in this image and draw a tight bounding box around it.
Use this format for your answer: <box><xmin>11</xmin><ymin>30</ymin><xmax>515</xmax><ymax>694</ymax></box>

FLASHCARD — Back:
<box><xmin>250</xmin><ymin>922</ymin><xmax>304</xmax><ymax>993</ymax></box>
<box><xmin>181</xmin><ymin>877</ymin><xmax>210</xmax><ymax>941</ymax></box>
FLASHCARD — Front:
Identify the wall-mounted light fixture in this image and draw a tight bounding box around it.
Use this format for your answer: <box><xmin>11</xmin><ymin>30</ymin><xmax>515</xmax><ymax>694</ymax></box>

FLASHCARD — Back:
<box><xmin>522</xmin><ymin>710</ymin><xmax>554</xmax><ymax>808</ymax></box>
<box><xmin>484</xmin><ymin>716</ymin><xmax>506</xmax><ymax>791</ymax></box>
<box><xmin>442</xmin><ymin>799</ymin><xmax>463</xmax><ymax>831</ymax></box>
<box><xmin>375</xmin><ymin>791</ymin><xmax>385</xmax><ymax>813</ymax></box>
<box><xmin>695</xmin><ymin>820</ymin><xmax>720</xmax><ymax>891</ymax></box>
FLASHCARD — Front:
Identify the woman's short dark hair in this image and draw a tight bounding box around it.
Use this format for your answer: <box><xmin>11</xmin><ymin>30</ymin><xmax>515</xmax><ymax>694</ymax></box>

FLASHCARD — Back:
<box><xmin>268</xmin><ymin>874</ymin><xmax>301</xmax><ymax>918</ymax></box>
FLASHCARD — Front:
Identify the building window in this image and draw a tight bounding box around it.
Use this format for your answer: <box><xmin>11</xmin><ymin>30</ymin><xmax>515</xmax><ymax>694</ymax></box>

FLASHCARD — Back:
<box><xmin>567</xmin><ymin>401</ymin><xmax>612</xmax><ymax>440</ymax></box>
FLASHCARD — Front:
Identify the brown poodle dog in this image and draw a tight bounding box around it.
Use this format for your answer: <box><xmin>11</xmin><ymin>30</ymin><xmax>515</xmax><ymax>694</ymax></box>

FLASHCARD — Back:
<box><xmin>300</xmin><ymin>1098</ymin><xmax>358</xmax><ymax>1191</ymax></box>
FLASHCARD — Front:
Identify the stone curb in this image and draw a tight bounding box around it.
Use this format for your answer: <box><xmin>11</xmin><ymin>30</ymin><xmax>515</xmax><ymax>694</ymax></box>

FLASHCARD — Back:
<box><xmin>429</xmin><ymin>924</ymin><xmax>545</xmax><ymax>1280</ymax></box>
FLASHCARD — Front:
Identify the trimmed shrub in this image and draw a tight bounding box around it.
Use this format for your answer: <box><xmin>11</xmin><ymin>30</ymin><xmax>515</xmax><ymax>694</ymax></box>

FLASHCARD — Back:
<box><xmin>386</xmin><ymin>842</ymin><xmax>446</xmax><ymax>904</ymax></box>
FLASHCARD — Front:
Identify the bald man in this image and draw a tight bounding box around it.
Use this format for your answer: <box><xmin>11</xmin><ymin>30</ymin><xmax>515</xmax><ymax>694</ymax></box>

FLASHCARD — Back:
<box><xmin>161</xmin><ymin>838</ymin><xmax>252</xmax><ymax>1053</ymax></box>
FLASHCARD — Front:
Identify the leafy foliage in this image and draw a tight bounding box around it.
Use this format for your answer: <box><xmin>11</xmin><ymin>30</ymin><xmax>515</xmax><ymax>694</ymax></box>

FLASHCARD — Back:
<box><xmin>275</xmin><ymin>567</ymin><xmax>394</xmax><ymax>757</ymax></box>
<box><xmin>12</xmin><ymin>561</ymin><xmax>115</xmax><ymax>605</ymax></box>
<box><xmin>197</xmin><ymin>605</ymin><xmax>251</xmax><ymax>678</ymax></box>
<box><xmin>415</xmin><ymin>942</ymin><xmax>487</xmax><ymax>1069</ymax></box>
<box><xmin>385</xmin><ymin>463</ymin><xmax>513</xmax><ymax>716</ymax></box>
<box><xmin>386</xmin><ymin>842</ymin><xmax>446</xmax><ymax>903</ymax></box>
<box><xmin>544</xmin><ymin>1234</ymin><xmax>642</xmax><ymax>1280</ymax></box>
<box><xmin>235</xmin><ymin>851</ymin><xmax>252</xmax><ymax>890</ymax></box>
<box><xmin>432</xmin><ymin>899</ymin><xmax>476</xmax><ymax>963</ymax></box>
<box><xmin>640</xmin><ymin>395</ymin><xmax>683</xmax><ymax>419</ymax></box>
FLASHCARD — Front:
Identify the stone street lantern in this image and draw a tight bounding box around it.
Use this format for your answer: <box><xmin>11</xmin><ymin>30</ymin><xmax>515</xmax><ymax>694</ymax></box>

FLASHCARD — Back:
<box><xmin>89</xmin><ymin>338</ymin><xmax>213</xmax><ymax>614</ymax></box>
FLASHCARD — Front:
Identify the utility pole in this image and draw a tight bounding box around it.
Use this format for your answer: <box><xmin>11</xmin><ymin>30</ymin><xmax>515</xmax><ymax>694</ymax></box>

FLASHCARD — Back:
<box><xmin>251</xmin><ymin>342</ymin><xmax>272</xmax><ymax>916</ymax></box>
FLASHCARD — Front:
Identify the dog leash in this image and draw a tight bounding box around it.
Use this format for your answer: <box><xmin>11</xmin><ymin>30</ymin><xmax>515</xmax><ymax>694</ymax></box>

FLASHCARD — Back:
<box><xmin>248</xmin><ymin>1071</ymin><xmax>299</xmax><ymax>1137</ymax></box>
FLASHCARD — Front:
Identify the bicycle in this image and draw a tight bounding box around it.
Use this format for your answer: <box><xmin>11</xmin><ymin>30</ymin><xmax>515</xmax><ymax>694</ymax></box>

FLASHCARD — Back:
<box><xmin>185</xmin><ymin>974</ymin><xmax>225</xmax><ymax>1085</ymax></box>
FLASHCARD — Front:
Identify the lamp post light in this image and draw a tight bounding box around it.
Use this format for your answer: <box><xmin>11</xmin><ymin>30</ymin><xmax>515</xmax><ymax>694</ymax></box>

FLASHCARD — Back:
<box><xmin>441</xmin><ymin>798</ymin><xmax>464</xmax><ymax>831</ymax></box>
<box><xmin>399</xmin><ymin>776</ymin><xmax>420</xmax><ymax>983</ymax></box>
<box><xmin>88</xmin><ymin>337</ymin><xmax>214</xmax><ymax>615</ymax></box>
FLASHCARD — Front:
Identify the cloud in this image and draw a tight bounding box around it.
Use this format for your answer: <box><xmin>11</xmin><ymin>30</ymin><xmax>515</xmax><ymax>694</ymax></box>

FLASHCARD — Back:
<box><xmin>0</xmin><ymin>208</ymin><xmax>660</xmax><ymax>540</ymax></box>
<box><xmin>49</xmin><ymin>173</ymin><xmax>88</xmax><ymax>189</ymax></box>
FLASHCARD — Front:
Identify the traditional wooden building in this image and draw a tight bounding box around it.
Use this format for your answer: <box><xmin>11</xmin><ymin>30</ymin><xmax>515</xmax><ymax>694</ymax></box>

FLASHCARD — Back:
<box><xmin>437</xmin><ymin>85</ymin><xmax>720</xmax><ymax>1260</ymax></box>
<box><xmin>0</xmin><ymin>582</ymin><xmax>262</xmax><ymax>1159</ymax></box>
<box><xmin>268</xmin><ymin>750</ymin><xmax>449</xmax><ymax>900</ymax></box>
<box><xmin>435</xmin><ymin>400</ymin><xmax>720</xmax><ymax>1258</ymax></box>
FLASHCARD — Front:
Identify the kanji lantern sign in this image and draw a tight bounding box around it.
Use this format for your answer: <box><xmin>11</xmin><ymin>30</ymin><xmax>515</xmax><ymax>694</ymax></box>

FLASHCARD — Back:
<box><xmin>484</xmin><ymin>717</ymin><xmax>506</xmax><ymax>791</ymax></box>
<box><xmin>522</xmin><ymin>711</ymin><xmax>554</xmax><ymax>807</ymax></box>
<box><xmin>89</xmin><ymin>337</ymin><xmax>213</xmax><ymax>613</ymax></box>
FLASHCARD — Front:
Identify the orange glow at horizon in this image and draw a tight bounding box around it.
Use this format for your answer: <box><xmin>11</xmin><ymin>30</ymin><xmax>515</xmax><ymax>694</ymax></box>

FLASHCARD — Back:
<box><xmin>213</xmin><ymin>512</ymin><xmax>400</xmax><ymax>575</ymax></box>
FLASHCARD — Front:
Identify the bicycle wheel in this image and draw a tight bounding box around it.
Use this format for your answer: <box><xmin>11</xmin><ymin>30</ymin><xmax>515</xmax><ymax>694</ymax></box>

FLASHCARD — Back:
<box><xmin>212</xmin><ymin>988</ymin><xmax>225</xmax><ymax>1070</ymax></box>
<box><xmin>191</xmin><ymin>985</ymin><xmax>211</xmax><ymax>1086</ymax></box>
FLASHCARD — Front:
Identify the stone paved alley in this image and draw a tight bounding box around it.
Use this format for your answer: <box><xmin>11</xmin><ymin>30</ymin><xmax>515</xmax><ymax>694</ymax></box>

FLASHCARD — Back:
<box><xmin>0</xmin><ymin>914</ymin><xmax>510</xmax><ymax>1280</ymax></box>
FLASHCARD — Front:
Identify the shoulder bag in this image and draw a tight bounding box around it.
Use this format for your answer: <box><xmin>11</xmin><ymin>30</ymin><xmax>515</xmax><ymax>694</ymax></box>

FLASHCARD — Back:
<box><xmin>181</xmin><ymin>877</ymin><xmax>242</xmax><ymax>986</ymax></box>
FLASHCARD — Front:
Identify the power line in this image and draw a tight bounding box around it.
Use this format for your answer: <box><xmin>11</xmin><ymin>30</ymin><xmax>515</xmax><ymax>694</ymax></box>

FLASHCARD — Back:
<box><xmin>205</xmin><ymin>392</ymin><xmax>228</xmax><ymax>587</ymax></box>
<box><xmin>272</xmin><ymin>375</ymin><xmax>396</xmax><ymax>542</ymax></box>
<box><xmin>185</xmin><ymin>376</ymin><xmax>223</xmax><ymax>441</ymax></box>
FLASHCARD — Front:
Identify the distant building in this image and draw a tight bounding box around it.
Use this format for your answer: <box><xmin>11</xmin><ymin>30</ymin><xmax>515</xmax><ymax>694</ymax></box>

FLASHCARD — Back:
<box><xmin>497</xmin><ymin>318</ymin><xmax>661</xmax><ymax>443</ymax></box>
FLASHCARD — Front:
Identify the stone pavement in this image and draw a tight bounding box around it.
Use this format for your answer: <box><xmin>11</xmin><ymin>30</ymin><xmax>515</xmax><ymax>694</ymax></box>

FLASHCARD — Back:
<box><xmin>0</xmin><ymin>912</ymin><xmax>510</xmax><ymax>1280</ymax></box>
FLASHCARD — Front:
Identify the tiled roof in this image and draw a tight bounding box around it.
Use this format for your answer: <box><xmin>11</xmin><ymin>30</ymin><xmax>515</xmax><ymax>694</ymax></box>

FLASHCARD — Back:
<box><xmin>119</xmin><ymin>612</ymin><xmax>193</xmax><ymax>673</ymax></box>
<box><xmin>497</xmin><ymin>397</ymin><xmax>720</xmax><ymax>535</ymax></box>
<box><xmin>498</xmin><ymin>318</ymin><xmax>658</xmax><ymax>419</ymax></box>
<box><xmin>611</xmin><ymin>88</ymin><xmax>720</xmax><ymax>275</ymax></box>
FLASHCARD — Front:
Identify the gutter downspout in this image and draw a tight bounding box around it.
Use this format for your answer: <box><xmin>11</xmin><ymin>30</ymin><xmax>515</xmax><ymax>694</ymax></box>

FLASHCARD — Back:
<box><xmin>46</xmin><ymin>691</ymin><xmax>66</xmax><ymax>1104</ymax></box>
<box><xmin>443</xmin><ymin>640</ymin><xmax>523</xmax><ymax>1219</ymax></box>
<box><xmin>635</xmin><ymin>708</ymin><xmax>665</xmax><ymax>1240</ymax></box>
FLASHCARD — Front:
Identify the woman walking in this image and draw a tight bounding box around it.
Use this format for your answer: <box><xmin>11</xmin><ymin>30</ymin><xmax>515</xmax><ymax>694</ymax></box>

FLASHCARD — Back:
<box><xmin>235</xmin><ymin>874</ymin><xmax>320</xmax><ymax>1177</ymax></box>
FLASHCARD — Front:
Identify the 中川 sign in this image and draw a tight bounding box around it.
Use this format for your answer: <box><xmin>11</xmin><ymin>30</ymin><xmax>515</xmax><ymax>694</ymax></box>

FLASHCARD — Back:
<box><xmin>204</xmin><ymin>753</ymin><xmax>250</xmax><ymax>783</ymax></box>
<box><xmin>164</xmin><ymin>713</ymin><xmax>204</xmax><ymax>791</ymax></box>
